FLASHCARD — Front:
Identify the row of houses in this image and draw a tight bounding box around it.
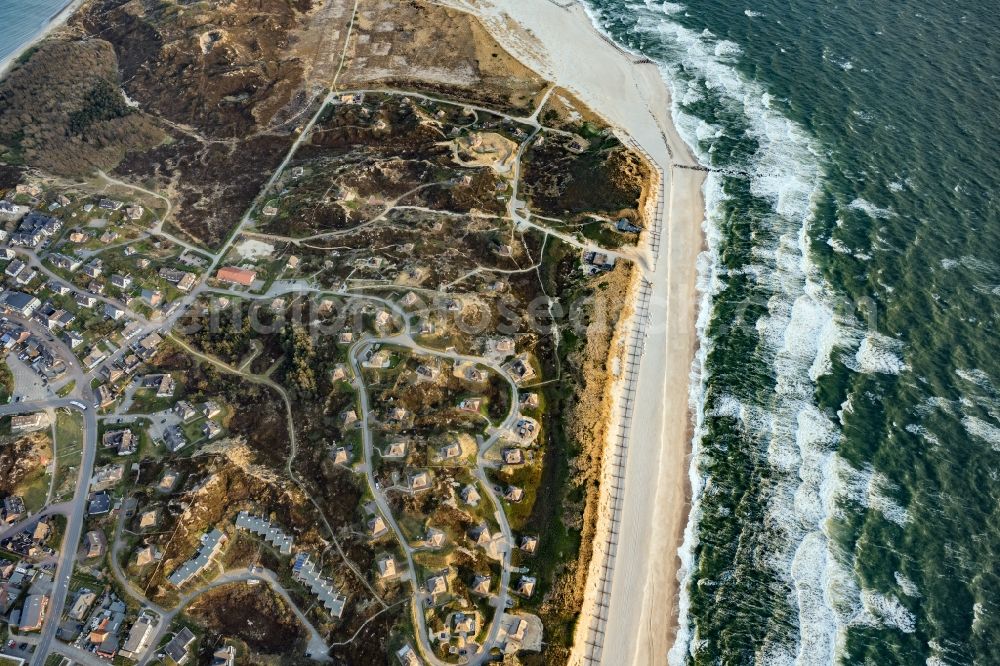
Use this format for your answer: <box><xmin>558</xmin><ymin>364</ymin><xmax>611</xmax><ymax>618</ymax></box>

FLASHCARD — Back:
<box><xmin>234</xmin><ymin>511</ymin><xmax>294</xmax><ymax>555</ymax></box>
<box><xmin>167</xmin><ymin>528</ymin><xmax>228</xmax><ymax>587</ymax></box>
<box><xmin>291</xmin><ymin>553</ymin><xmax>347</xmax><ymax>618</ymax></box>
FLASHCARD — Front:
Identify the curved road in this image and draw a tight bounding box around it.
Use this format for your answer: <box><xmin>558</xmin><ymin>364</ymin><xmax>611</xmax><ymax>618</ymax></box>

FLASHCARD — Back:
<box><xmin>349</xmin><ymin>325</ymin><xmax>521</xmax><ymax>665</ymax></box>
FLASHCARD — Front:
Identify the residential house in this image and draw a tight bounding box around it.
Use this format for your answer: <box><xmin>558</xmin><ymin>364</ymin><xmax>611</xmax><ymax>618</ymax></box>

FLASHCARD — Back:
<box><xmin>163</xmin><ymin>628</ymin><xmax>196</xmax><ymax>664</ymax></box>
<box><xmin>63</xmin><ymin>330</ymin><xmax>84</xmax><ymax>349</ymax></box>
<box><xmin>212</xmin><ymin>646</ymin><xmax>236</xmax><ymax>666</ymax></box>
<box><xmin>369</xmin><ymin>515</ymin><xmax>388</xmax><ymax>538</ymax></box>
<box><xmin>104</xmin><ymin>302</ymin><xmax>125</xmax><ymax>320</ymax></box>
<box><xmin>164</xmin><ymin>427</ymin><xmax>188</xmax><ymax>453</ymax></box>
<box><xmin>4</xmin><ymin>258</ymin><xmax>26</xmax><ymax>278</ymax></box>
<box><xmin>2</xmin><ymin>496</ymin><xmax>25</xmax><ymax>523</ymax></box>
<box><xmin>69</xmin><ymin>590</ymin><xmax>96</xmax><ymax>620</ymax></box>
<box><xmin>234</xmin><ymin>512</ymin><xmax>294</xmax><ymax>555</ymax></box>
<box><xmin>119</xmin><ymin>613</ymin><xmax>155</xmax><ymax>660</ymax></box>
<box><xmin>4</xmin><ymin>291</ymin><xmax>41</xmax><ymax>316</ymax></box>
<box><xmin>174</xmin><ymin>401</ymin><xmax>197</xmax><ymax>421</ymax></box>
<box><xmin>396</xmin><ymin>644</ymin><xmax>421</xmax><ymax>666</ymax></box>
<box><xmin>82</xmin><ymin>261</ymin><xmax>103</xmax><ymax>279</ymax></box>
<box><xmin>376</xmin><ymin>555</ymin><xmax>397</xmax><ymax>579</ymax></box>
<box><xmin>141</xmin><ymin>289</ymin><xmax>162</xmax><ymax>307</ymax></box>
<box><xmin>135</xmin><ymin>545</ymin><xmax>160</xmax><ymax>567</ymax></box>
<box><xmin>138</xmin><ymin>509</ymin><xmax>158</xmax><ymax>529</ymax></box>
<box><xmin>290</xmin><ymin>553</ymin><xmax>347</xmax><ymax>617</ymax></box>
<box><xmin>88</xmin><ymin>492</ymin><xmax>111</xmax><ymax>515</ymax></box>
<box><xmin>110</xmin><ymin>274</ymin><xmax>132</xmax><ymax>289</ymax></box>
<box><xmin>91</xmin><ymin>464</ymin><xmax>124</xmax><ymax>491</ymax></box>
<box><xmin>167</xmin><ymin>528</ymin><xmax>228</xmax><ymax>587</ymax></box>
<box><xmin>502</xmin><ymin>448</ymin><xmax>525</xmax><ymax>465</ymax></box>
<box><xmin>504</xmin><ymin>485</ymin><xmax>525</xmax><ymax>502</ymax></box>
<box><xmin>84</xmin><ymin>530</ymin><xmax>107</xmax><ymax>559</ymax></box>
<box><xmin>471</xmin><ymin>574</ymin><xmax>491</xmax><ymax>596</ymax></box>
<box><xmin>425</xmin><ymin>574</ymin><xmax>447</xmax><ymax>597</ymax></box>
<box><xmin>516</xmin><ymin>576</ymin><xmax>536</xmax><ymax>598</ymax></box>
<box><xmin>460</xmin><ymin>485</ymin><xmax>481</xmax><ymax>505</ymax></box>
<box><xmin>102</xmin><ymin>429</ymin><xmax>137</xmax><ymax>456</ymax></box>
<box><xmin>202</xmin><ymin>421</ymin><xmax>222</xmax><ymax>439</ymax></box>
<box><xmin>409</xmin><ymin>471</ymin><xmax>431</xmax><ymax>491</ymax></box>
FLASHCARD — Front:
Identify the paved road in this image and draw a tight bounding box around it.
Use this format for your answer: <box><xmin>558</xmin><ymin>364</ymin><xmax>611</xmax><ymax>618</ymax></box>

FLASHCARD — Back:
<box><xmin>0</xmin><ymin>314</ymin><xmax>98</xmax><ymax>666</ymax></box>
<box><xmin>1</xmin><ymin>78</ymin><xmax>634</xmax><ymax>664</ymax></box>
<box><xmin>136</xmin><ymin>567</ymin><xmax>329</xmax><ymax>665</ymax></box>
<box><xmin>349</xmin><ymin>331</ymin><xmax>521</xmax><ymax>665</ymax></box>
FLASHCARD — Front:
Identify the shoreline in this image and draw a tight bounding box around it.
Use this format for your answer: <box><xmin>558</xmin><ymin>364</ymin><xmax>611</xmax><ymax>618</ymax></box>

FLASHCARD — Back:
<box><xmin>460</xmin><ymin>1</ymin><xmax>705</xmax><ymax>662</ymax></box>
<box><xmin>0</xmin><ymin>0</ymin><xmax>85</xmax><ymax>81</ymax></box>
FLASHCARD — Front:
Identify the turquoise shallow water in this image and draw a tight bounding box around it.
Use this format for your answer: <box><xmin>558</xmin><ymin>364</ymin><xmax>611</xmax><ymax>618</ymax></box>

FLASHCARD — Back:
<box><xmin>584</xmin><ymin>0</ymin><xmax>1000</xmax><ymax>664</ymax></box>
<box><xmin>0</xmin><ymin>0</ymin><xmax>72</xmax><ymax>64</ymax></box>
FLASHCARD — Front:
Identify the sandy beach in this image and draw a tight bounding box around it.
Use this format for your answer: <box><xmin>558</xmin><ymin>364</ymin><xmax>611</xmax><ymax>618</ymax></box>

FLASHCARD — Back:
<box><xmin>0</xmin><ymin>0</ymin><xmax>85</xmax><ymax>80</ymax></box>
<box><xmin>454</xmin><ymin>1</ymin><xmax>706</xmax><ymax>663</ymax></box>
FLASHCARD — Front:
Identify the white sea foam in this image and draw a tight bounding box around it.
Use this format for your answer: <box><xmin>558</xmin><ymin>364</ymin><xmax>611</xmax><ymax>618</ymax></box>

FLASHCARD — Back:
<box><xmin>834</xmin><ymin>458</ymin><xmax>910</xmax><ymax>527</ymax></box>
<box><xmin>858</xmin><ymin>589</ymin><xmax>916</xmax><ymax>633</ymax></box>
<box><xmin>605</xmin><ymin>3</ymin><xmax>870</xmax><ymax>662</ymax></box>
<box><xmin>714</xmin><ymin>40</ymin><xmax>742</xmax><ymax>59</ymax></box>
<box><xmin>961</xmin><ymin>415</ymin><xmax>1000</xmax><ymax>451</ymax></box>
<box><xmin>894</xmin><ymin>571</ymin><xmax>921</xmax><ymax>597</ymax></box>
<box><xmin>848</xmin><ymin>197</ymin><xmax>894</xmax><ymax>219</ymax></box>
<box><xmin>904</xmin><ymin>423</ymin><xmax>941</xmax><ymax>447</ymax></box>
<box><xmin>853</xmin><ymin>333</ymin><xmax>908</xmax><ymax>375</ymax></box>
<box><xmin>956</xmin><ymin>367</ymin><xmax>997</xmax><ymax>391</ymax></box>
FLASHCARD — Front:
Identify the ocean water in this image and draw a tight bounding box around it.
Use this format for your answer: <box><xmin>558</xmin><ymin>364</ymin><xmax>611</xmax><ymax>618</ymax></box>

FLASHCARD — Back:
<box><xmin>583</xmin><ymin>0</ymin><xmax>1000</xmax><ymax>664</ymax></box>
<box><xmin>0</xmin><ymin>0</ymin><xmax>72</xmax><ymax>65</ymax></box>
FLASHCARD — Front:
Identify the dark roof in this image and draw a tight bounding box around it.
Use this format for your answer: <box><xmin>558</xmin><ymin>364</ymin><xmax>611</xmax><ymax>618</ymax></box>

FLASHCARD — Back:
<box><xmin>88</xmin><ymin>493</ymin><xmax>111</xmax><ymax>515</ymax></box>
<box><xmin>5</xmin><ymin>291</ymin><xmax>37</xmax><ymax>310</ymax></box>
<box><xmin>163</xmin><ymin>627</ymin><xmax>196</xmax><ymax>661</ymax></box>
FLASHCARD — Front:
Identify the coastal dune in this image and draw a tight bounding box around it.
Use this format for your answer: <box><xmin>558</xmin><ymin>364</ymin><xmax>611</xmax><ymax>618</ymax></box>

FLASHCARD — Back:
<box><xmin>457</xmin><ymin>1</ymin><xmax>705</xmax><ymax>663</ymax></box>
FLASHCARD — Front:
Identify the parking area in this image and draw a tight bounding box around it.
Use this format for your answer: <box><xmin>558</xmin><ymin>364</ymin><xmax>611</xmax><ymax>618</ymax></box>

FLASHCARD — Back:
<box><xmin>7</xmin><ymin>351</ymin><xmax>53</xmax><ymax>402</ymax></box>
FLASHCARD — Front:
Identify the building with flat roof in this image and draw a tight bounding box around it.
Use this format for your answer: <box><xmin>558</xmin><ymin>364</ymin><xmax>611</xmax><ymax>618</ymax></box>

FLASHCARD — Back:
<box><xmin>19</xmin><ymin>593</ymin><xmax>47</xmax><ymax>631</ymax></box>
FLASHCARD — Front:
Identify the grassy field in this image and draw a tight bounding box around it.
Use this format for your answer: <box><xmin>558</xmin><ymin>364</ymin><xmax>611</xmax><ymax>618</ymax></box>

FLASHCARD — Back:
<box><xmin>53</xmin><ymin>409</ymin><xmax>84</xmax><ymax>501</ymax></box>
